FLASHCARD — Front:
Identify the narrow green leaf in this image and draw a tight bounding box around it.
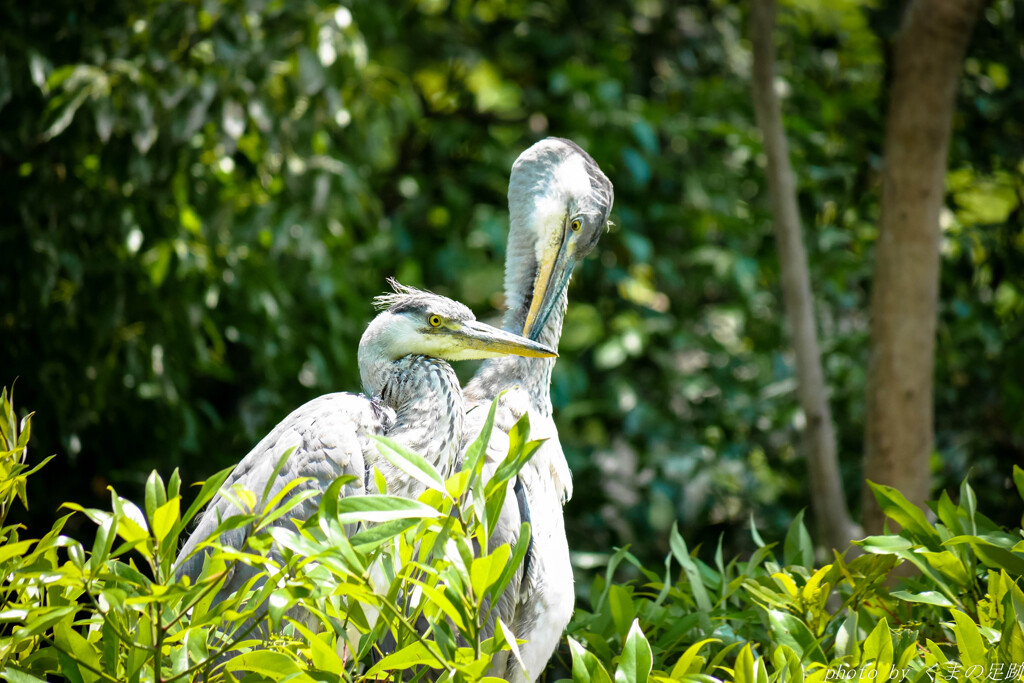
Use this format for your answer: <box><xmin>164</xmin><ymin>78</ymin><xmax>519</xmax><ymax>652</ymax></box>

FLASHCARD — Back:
<box><xmin>668</xmin><ymin>638</ymin><xmax>720</xmax><ymax>678</ymax></box>
<box><xmin>867</xmin><ymin>481</ymin><xmax>939</xmax><ymax>546</ymax></box>
<box><xmin>670</xmin><ymin>524</ymin><xmax>713</xmax><ymax>633</ymax></box>
<box><xmin>221</xmin><ymin>651</ymin><xmax>317</xmax><ymax>682</ymax></box>
<box><xmin>463</xmin><ymin>396</ymin><xmax>500</xmax><ymax>476</ymax></box>
<box><xmin>890</xmin><ymin>590</ymin><xmax>955</xmax><ymax>607</ymax></box>
<box><xmin>569</xmin><ymin>637</ymin><xmax>614</xmax><ymax>683</ymax></box>
<box><xmin>489</xmin><ymin>618</ymin><xmax>524</xmax><ymax>681</ymax></box>
<box><xmin>177</xmin><ymin>466</ymin><xmax>233</xmax><ymax>531</ymax></box>
<box><xmin>364</xmin><ymin>640</ymin><xmax>443</xmax><ymax>676</ymax></box>
<box><xmin>471</xmin><ymin>544</ymin><xmax>512</xmax><ymax>600</ymax></box>
<box><xmin>608</xmin><ymin>585</ymin><xmax>635</xmax><ymax>638</ymax></box>
<box><xmin>260</xmin><ymin>446</ymin><xmax>297</xmax><ymax>513</ymax></box>
<box><xmin>334</xmin><ymin>494</ymin><xmax>441</xmax><ymax>524</ymax></box>
<box><xmin>951</xmin><ymin>608</ymin><xmax>987</xmax><ymax>671</ymax></box>
<box><xmin>370</xmin><ymin>434</ymin><xmax>446</xmax><ymax>494</ymax></box>
<box><xmin>783</xmin><ymin>509</ymin><xmax>814</xmax><ymax>567</ymax></box>
<box><xmin>150</xmin><ymin>496</ymin><xmax>180</xmax><ymax>545</ymax></box>
<box><xmin>0</xmin><ymin>668</ymin><xmax>49</xmax><ymax>683</ymax></box>
<box><xmin>733</xmin><ymin>643</ymin><xmax>755</xmax><ymax>683</ymax></box>
<box><xmin>1013</xmin><ymin>465</ymin><xmax>1024</xmax><ymax>503</ymax></box>
<box><xmin>614</xmin><ymin>619</ymin><xmax>652</xmax><ymax>683</ymax></box>
<box><xmin>861</xmin><ymin>617</ymin><xmax>893</xmax><ymax>678</ymax></box>
<box><xmin>144</xmin><ymin>470</ymin><xmax>166</xmax><ymax>521</ymax></box>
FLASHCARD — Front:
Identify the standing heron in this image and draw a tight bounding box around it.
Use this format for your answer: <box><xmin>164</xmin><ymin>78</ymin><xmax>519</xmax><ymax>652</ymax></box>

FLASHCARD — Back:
<box><xmin>174</xmin><ymin>281</ymin><xmax>557</xmax><ymax>615</ymax></box>
<box><xmin>463</xmin><ymin>138</ymin><xmax>613</xmax><ymax>681</ymax></box>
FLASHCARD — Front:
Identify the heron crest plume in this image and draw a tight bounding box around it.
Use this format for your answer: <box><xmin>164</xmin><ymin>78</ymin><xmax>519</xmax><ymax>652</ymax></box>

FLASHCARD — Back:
<box><xmin>372</xmin><ymin>277</ymin><xmax>474</xmax><ymax>321</ymax></box>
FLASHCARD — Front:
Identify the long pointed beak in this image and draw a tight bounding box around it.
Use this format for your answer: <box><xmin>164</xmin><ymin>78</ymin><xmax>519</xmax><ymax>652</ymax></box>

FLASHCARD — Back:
<box><xmin>447</xmin><ymin>320</ymin><xmax>558</xmax><ymax>360</ymax></box>
<box><xmin>522</xmin><ymin>231</ymin><xmax>576</xmax><ymax>341</ymax></box>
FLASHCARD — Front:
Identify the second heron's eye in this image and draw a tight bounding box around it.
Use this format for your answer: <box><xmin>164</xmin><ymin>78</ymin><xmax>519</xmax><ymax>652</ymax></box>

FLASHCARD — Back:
<box><xmin>570</xmin><ymin>218</ymin><xmax>583</xmax><ymax>232</ymax></box>
<box><xmin>428</xmin><ymin>315</ymin><xmax>442</xmax><ymax>327</ymax></box>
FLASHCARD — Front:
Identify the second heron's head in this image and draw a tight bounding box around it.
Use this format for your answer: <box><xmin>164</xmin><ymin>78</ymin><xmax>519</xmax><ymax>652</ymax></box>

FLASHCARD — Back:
<box><xmin>507</xmin><ymin>137</ymin><xmax>614</xmax><ymax>341</ymax></box>
<box><xmin>360</xmin><ymin>279</ymin><xmax>557</xmax><ymax>393</ymax></box>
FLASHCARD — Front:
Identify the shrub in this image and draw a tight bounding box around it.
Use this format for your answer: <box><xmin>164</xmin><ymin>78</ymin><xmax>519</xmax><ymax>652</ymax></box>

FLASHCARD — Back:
<box><xmin>2</xmin><ymin>382</ymin><xmax>1023</xmax><ymax>682</ymax></box>
<box><xmin>563</xmin><ymin>479</ymin><xmax>1024</xmax><ymax>682</ymax></box>
<box><xmin>0</xmin><ymin>389</ymin><xmax>533</xmax><ymax>681</ymax></box>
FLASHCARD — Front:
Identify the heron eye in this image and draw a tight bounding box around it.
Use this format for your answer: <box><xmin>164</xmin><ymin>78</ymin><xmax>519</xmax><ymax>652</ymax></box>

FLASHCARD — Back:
<box><xmin>428</xmin><ymin>315</ymin><xmax>442</xmax><ymax>327</ymax></box>
<box><xmin>570</xmin><ymin>218</ymin><xmax>583</xmax><ymax>232</ymax></box>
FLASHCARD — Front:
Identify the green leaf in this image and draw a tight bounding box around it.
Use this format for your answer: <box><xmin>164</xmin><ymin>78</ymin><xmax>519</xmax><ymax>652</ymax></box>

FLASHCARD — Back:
<box><xmin>569</xmin><ymin>637</ymin><xmax>614</xmax><ymax>683</ymax></box>
<box><xmin>944</xmin><ymin>535</ymin><xmax>1024</xmax><ymax>576</ymax></box>
<box><xmin>890</xmin><ymin>590</ymin><xmax>955</xmax><ymax>607</ymax></box>
<box><xmin>221</xmin><ymin>651</ymin><xmax>318</xmax><ymax>682</ymax></box>
<box><xmin>260</xmin><ymin>446</ymin><xmax>297</xmax><ymax>513</ymax></box>
<box><xmin>495</xmin><ymin>617</ymin><xmax>528</xmax><ymax>680</ymax></box>
<box><xmin>867</xmin><ymin>481</ymin><xmax>939</xmax><ymax>546</ymax></box>
<box><xmin>861</xmin><ymin>617</ymin><xmax>893</xmax><ymax>677</ymax></box>
<box><xmin>54</xmin><ymin>618</ymin><xmax>101</xmax><ymax>682</ymax></box>
<box><xmin>370</xmin><ymin>434</ymin><xmax>446</xmax><ymax>494</ymax></box>
<box><xmin>144</xmin><ymin>470</ymin><xmax>166</xmax><ymax>522</ymax></box>
<box><xmin>608</xmin><ymin>585</ymin><xmax>635</xmax><ymax>638</ymax></box>
<box><xmin>288</xmin><ymin>620</ymin><xmax>344</xmax><ymax>676</ymax></box>
<box><xmin>349</xmin><ymin>517</ymin><xmax>420</xmax><ymax>551</ymax></box>
<box><xmin>670</xmin><ymin>524</ymin><xmax>713</xmax><ymax>633</ymax></box>
<box><xmin>0</xmin><ymin>669</ymin><xmax>49</xmax><ymax>683</ymax></box>
<box><xmin>471</xmin><ymin>544</ymin><xmax>511</xmax><ymax>600</ymax></box>
<box><xmin>783</xmin><ymin>509</ymin><xmax>814</xmax><ymax>567</ymax></box>
<box><xmin>733</xmin><ymin>643</ymin><xmax>756</xmax><ymax>683</ymax></box>
<box><xmin>615</xmin><ymin>619</ymin><xmax>652</xmax><ymax>683</ymax></box>
<box><xmin>771</xmin><ymin>644</ymin><xmax>804</xmax><ymax>683</ymax></box>
<box><xmin>463</xmin><ymin>396</ymin><xmax>500</xmax><ymax>476</ymax></box>
<box><xmin>150</xmin><ymin>496</ymin><xmax>180</xmax><ymax>545</ymax></box>
<box><xmin>765</xmin><ymin>609</ymin><xmax>826</xmax><ymax>664</ymax></box>
<box><xmin>365</xmin><ymin>640</ymin><xmax>444</xmax><ymax>676</ymax></box>
<box><xmin>1013</xmin><ymin>465</ymin><xmax>1024</xmax><ymax>503</ymax></box>
<box><xmin>177</xmin><ymin>466</ymin><xmax>233</xmax><ymax>531</ymax></box>
<box><xmin>88</xmin><ymin>516</ymin><xmax>115</xmax><ymax>574</ymax></box>
<box><xmin>668</xmin><ymin>638</ymin><xmax>719</xmax><ymax>678</ymax></box>
<box><xmin>951</xmin><ymin>608</ymin><xmax>987</xmax><ymax>671</ymax></box>
<box><xmin>334</xmin><ymin>494</ymin><xmax>441</xmax><ymax>524</ymax></box>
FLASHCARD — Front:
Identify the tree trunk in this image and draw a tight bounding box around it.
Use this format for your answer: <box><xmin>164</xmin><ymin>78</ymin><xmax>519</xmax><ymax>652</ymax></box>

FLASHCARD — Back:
<box><xmin>750</xmin><ymin>0</ymin><xmax>859</xmax><ymax>551</ymax></box>
<box><xmin>863</xmin><ymin>0</ymin><xmax>981</xmax><ymax>534</ymax></box>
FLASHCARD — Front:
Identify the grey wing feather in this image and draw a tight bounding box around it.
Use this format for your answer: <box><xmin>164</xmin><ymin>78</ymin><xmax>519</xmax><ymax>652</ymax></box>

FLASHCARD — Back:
<box><xmin>174</xmin><ymin>392</ymin><xmax>394</xmax><ymax>587</ymax></box>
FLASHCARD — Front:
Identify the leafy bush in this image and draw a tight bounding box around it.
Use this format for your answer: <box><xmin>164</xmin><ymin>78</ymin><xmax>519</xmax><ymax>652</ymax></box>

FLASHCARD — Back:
<box><xmin>563</xmin><ymin>477</ymin><xmax>1024</xmax><ymax>682</ymax></box>
<box><xmin>3</xmin><ymin>384</ymin><xmax>1024</xmax><ymax>682</ymax></box>
<box><xmin>0</xmin><ymin>389</ymin><xmax>535</xmax><ymax>681</ymax></box>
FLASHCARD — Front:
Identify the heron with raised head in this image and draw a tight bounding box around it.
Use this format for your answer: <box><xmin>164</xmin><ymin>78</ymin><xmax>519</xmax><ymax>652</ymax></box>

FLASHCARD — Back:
<box><xmin>174</xmin><ymin>281</ymin><xmax>557</xmax><ymax>610</ymax></box>
<box><xmin>463</xmin><ymin>137</ymin><xmax>613</xmax><ymax>682</ymax></box>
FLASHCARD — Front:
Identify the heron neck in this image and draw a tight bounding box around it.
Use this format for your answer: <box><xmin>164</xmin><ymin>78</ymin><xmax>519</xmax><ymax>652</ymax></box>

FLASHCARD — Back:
<box><xmin>376</xmin><ymin>355</ymin><xmax>465</xmax><ymax>474</ymax></box>
<box><xmin>466</xmin><ymin>286</ymin><xmax>566</xmax><ymax>418</ymax></box>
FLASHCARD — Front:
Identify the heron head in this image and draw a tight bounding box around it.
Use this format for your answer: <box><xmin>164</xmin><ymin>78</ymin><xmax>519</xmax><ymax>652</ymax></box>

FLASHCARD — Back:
<box><xmin>365</xmin><ymin>279</ymin><xmax>558</xmax><ymax>366</ymax></box>
<box><xmin>508</xmin><ymin>137</ymin><xmax>614</xmax><ymax>340</ymax></box>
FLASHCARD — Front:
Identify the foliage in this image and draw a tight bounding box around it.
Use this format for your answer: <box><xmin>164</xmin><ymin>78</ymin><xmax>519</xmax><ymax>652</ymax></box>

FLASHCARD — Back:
<box><xmin>0</xmin><ymin>388</ymin><xmax>538</xmax><ymax>681</ymax></box>
<box><xmin>6</xmin><ymin>393</ymin><xmax>1024</xmax><ymax>681</ymax></box>
<box><xmin>559</xmin><ymin>470</ymin><xmax>1024</xmax><ymax>682</ymax></box>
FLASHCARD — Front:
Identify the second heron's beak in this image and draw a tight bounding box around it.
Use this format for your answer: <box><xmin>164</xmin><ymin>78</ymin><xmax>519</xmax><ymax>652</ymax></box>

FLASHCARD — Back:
<box><xmin>442</xmin><ymin>320</ymin><xmax>558</xmax><ymax>361</ymax></box>
<box><xmin>522</xmin><ymin>228</ymin><xmax>577</xmax><ymax>341</ymax></box>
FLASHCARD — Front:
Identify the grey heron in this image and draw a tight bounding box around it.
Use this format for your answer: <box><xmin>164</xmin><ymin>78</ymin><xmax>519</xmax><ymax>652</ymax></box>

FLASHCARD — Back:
<box><xmin>174</xmin><ymin>281</ymin><xmax>557</xmax><ymax>622</ymax></box>
<box><xmin>463</xmin><ymin>138</ymin><xmax>613</xmax><ymax>681</ymax></box>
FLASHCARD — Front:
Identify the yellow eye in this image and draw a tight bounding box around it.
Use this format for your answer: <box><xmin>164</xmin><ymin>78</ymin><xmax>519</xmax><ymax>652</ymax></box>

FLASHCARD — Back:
<box><xmin>428</xmin><ymin>315</ymin><xmax>442</xmax><ymax>327</ymax></box>
<box><xmin>571</xmin><ymin>218</ymin><xmax>583</xmax><ymax>232</ymax></box>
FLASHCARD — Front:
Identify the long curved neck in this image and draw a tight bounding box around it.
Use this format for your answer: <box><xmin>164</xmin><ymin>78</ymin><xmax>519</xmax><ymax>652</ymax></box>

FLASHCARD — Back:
<box><xmin>466</xmin><ymin>227</ymin><xmax>567</xmax><ymax>416</ymax></box>
<box><xmin>374</xmin><ymin>355</ymin><xmax>465</xmax><ymax>474</ymax></box>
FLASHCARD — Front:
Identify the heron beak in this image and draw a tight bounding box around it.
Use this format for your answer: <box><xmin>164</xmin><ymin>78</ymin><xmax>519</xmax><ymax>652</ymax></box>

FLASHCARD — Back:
<box><xmin>447</xmin><ymin>320</ymin><xmax>558</xmax><ymax>359</ymax></box>
<box><xmin>522</xmin><ymin>229</ymin><xmax>576</xmax><ymax>341</ymax></box>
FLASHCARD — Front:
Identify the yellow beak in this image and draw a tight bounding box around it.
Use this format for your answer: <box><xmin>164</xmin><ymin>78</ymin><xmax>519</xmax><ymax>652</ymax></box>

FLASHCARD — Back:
<box><xmin>442</xmin><ymin>320</ymin><xmax>558</xmax><ymax>361</ymax></box>
<box><xmin>522</xmin><ymin>228</ymin><xmax>577</xmax><ymax>341</ymax></box>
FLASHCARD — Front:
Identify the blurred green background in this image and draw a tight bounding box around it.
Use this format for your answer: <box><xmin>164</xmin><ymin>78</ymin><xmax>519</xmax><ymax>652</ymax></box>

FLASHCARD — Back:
<box><xmin>1</xmin><ymin>0</ymin><xmax>1021</xmax><ymax>569</ymax></box>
